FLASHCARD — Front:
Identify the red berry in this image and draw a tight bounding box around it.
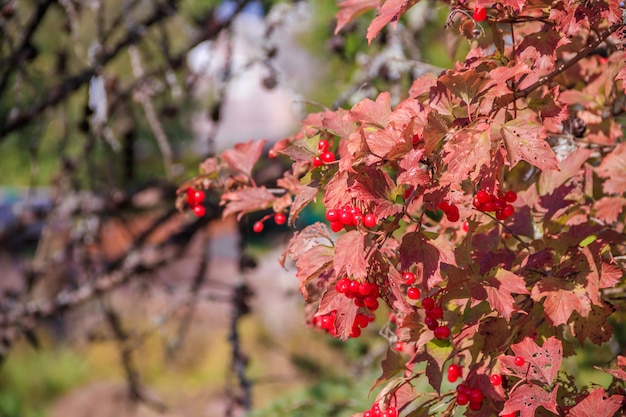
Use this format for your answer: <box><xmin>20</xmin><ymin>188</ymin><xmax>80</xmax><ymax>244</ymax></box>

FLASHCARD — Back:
<box><xmin>348</xmin><ymin>279</ymin><xmax>360</xmax><ymax>293</ymax></box>
<box><xmin>448</xmin><ymin>372</ymin><xmax>458</xmax><ymax>383</ymax></box>
<box><xmin>364</xmin><ymin>297</ymin><xmax>379</xmax><ymax>310</ymax></box>
<box><xmin>505</xmin><ymin>190</ymin><xmax>517</xmax><ymax>203</ymax></box>
<box><xmin>326</xmin><ymin>209</ymin><xmax>339</xmax><ymax>222</ymax></box>
<box><xmin>502</xmin><ymin>204</ymin><xmax>514</xmax><ymax>218</ymax></box>
<box><xmin>502</xmin><ymin>413</ymin><xmax>517</xmax><ymax>417</ymax></box>
<box><xmin>354</xmin><ymin>297</ymin><xmax>365</xmax><ymax>307</ymax></box>
<box><xmin>438</xmin><ymin>201</ymin><xmax>451</xmax><ymax>212</ymax></box>
<box><xmin>473</xmin><ymin>197</ymin><xmax>483</xmax><ymax>209</ymax></box>
<box><xmin>446</xmin><ymin>205</ymin><xmax>460</xmax><ymax>222</ymax></box>
<box><xmin>320</xmin><ymin>151</ymin><xmax>336</xmax><ymax>163</ymax></box>
<box><xmin>514</xmin><ymin>356</ymin><xmax>525</xmax><ymax>366</ymax></box>
<box><xmin>469</xmin><ymin>389</ymin><xmax>484</xmax><ymax>403</ymax></box>
<box><xmin>358</xmin><ymin>282</ymin><xmax>372</xmax><ymax>296</ymax></box>
<box><xmin>330</xmin><ymin>221</ymin><xmax>344</xmax><ymax>232</ymax></box>
<box><xmin>364</xmin><ymin>411</ymin><xmax>373</xmax><ymax>417</ymax></box>
<box><xmin>469</xmin><ymin>400</ymin><xmax>483</xmax><ymax>411</ymax></box>
<box><xmin>350</xmin><ymin>326</ymin><xmax>361</xmax><ymax>338</ymax></box>
<box><xmin>385</xmin><ymin>406</ymin><xmax>398</xmax><ymax>417</ymax></box>
<box><xmin>496</xmin><ymin>209</ymin><xmax>508</xmax><ymax>220</ymax></box>
<box><xmin>429</xmin><ymin>306</ymin><xmax>444</xmax><ymax>320</ymax></box>
<box><xmin>339</xmin><ymin>211</ymin><xmax>353</xmax><ymax>225</ymax></box>
<box><xmin>476</xmin><ymin>190</ymin><xmax>490</xmax><ymax>204</ymax></box>
<box><xmin>483</xmin><ymin>201</ymin><xmax>496</xmax><ymax>212</ymax></box>
<box><xmin>192</xmin><ymin>205</ymin><xmax>206</xmax><ymax>217</ymax></box>
<box><xmin>363</xmin><ymin>213</ymin><xmax>377</xmax><ymax>228</ymax></box>
<box><xmin>448</xmin><ymin>364</ymin><xmax>462</xmax><ymax>382</ymax></box>
<box><xmin>274</xmin><ymin>212</ymin><xmax>287</xmax><ymax>225</ymax></box>
<box><xmin>463</xmin><ymin>220</ymin><xmax>469</xmax><ymax>232</ymax></box>
<box><xmin>473</xmin><ymin>6</ymin><xmax>487</xmax><ymax>21</ymax></box>
<box><xmin>355</xmin><ymin>313</ymin><xmax>369</xmax><ymax>328</ymax></box>
<box><xmin>268</xmin><ymin>149</ymin><xmax>278</xmax><ymax>159</ymax></box>
<box><xmin>318</xmin><ymin>139</ymin><xmax>329</xmax><ymax>153</ymax></box>
<box><xmin>434</xmin><ymin>325</ymin><xmax>450</xmax><ymax>339</ymax></box>
<box><xmin>336</xmin><ymin>277</ymin><xmax>350</xmax><ymax>293</ymax></box>
<box><xmin>368</xmin><ymin>283</ymin><xmax>380</xmax><ymax>298</ymax></box>
<box><xmin>457</xmin><ymin>383</ymin><xmax>471</xmax><ymax>395</ymax></box>
<box><xmin>395</xmin><ymin>341</ymin><xmax>403</xmax><ymax>351</ymax></box>
<box><xmin>425</xmin><ymin>316</ymin><xmax>438</xmax><ymax>330</ymax></box>
<box><xmin>456</xmin><ymin>392</ymin><xmax>469</xmax><ymax>406</ymax></box>
<box><xmin>253</xmin><ymin>221</ymin><xmax>264</xmax><ymax>233</ymax></box>
<box><xmin>312</xmin><ymin>156</ymin><xmax>323</xmax><ymax>167</ymax></box>
<box><xmin>422</xmin><ymin>297</ymin><xmax>435</xmax><ymax>310</ymax></box>
<box><xmin>404</xmin><ymin>186</ymin><xmax>414</xmax><ymax>199</ymax></box>
<box><xmin>407</xmin><ymin>287</ymin><xmax>421</xmax><ymax>300</ymax></box>
<box><xmin>490</xmin><ymin>374</ymin><xmax>502</xmax><ymax>386</ymax></box>
<box><xmin>403</xmin><ymin>271</ymin><xmax>416</xmax><ymax>285</ymax></box>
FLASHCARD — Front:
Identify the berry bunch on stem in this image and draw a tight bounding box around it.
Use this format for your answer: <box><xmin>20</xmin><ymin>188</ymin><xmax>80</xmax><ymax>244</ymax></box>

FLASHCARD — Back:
<box><xmin>182</xmin><ymin>0</ymin><xmax>626</xmax><ymax>415</ymax></box>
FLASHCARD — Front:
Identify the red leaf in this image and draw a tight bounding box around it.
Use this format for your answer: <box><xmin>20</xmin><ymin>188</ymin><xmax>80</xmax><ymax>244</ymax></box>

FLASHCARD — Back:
<box><xmin>483</xmin><ymin>268</ymin><xmax>530</xmax><ymax>322</ymax></box>
<box><xmin>334</xmin><ymin>230</ymin><xmax>368</xmax><ymax>279</ymax></box>
<box><xmin>347</xmin><ymin>91</ymin><xmax>392</xmax><ymax>128</ymax></box>
<box><xmin>501</xmin><ymin>384</ymin><xmax>559</xmax><ymax>417</ymax></box>
<box><xmin>531</xmin><ymin>277</ymin><xmax>591</xmax><ymax>326</ymax></box>
<box><xmin>601</xmin><ymin>355</ymin><xmax>626</xmax><ymax>380</ymax></box>
<box><xmin>569</xmin><ymin>388</ymin><xmax>624</xmax><ymax>417</ymax></box>
<box><xmin>366</xmin><ymin>0</ymin><xmax>417</xmax><ymax>44</ymax></box>
<box><xmin>397</xmin><ymin>148</ymin><xmax>430</xmax><ymax>188</ymax></box>
<box><xmin>221</xmin><ymin>187</ymin><xmax>275</xmax><ymax>220</ymax></box>
<box><xmin>335</xmin><ymin>0</ymin><xmax>380</xmax><ymax>34</ymax></box>
<box><xmin>594</xmin><ymin>197</ymin><xmax>626</xmax><ymax>224</ymax></box>
<box><xmin>517</xmin><ymin>29</ymin><xmax>569</xmax><ymax>71</ymax></box>
<box><xmin>596</xmin><ymin>143</ymin><xmax>626</xmax><ymax>195</ymax></box>
<box><xmin>440</xmin><ymin>126</ymin><xmax>492</xmax><ymax>188</ymax></box>
<box><xmin>476</xmin><ymin>0</ymin><xmax>525</xmax><ymax>12</ymax></box>
<box><xmin>324</xmin><ymin>170</ymin><xmax>351</xmax><ymax>210</ymax></box>
<box><xmin>400</xmin><ymin>232</ymin><xmax>454</xmax><ymax>289</ymax></box>
<box><xmin>600</xmin><ymin>262</ymin><xmax>622</xmax><ymax>289</ymax></box>
<box><xmin>280</xmin><ymin>222</ymin><xmax>333</xmax><ymax>267</ymax></box>
<box><xmin>500</xmin><ymin>119</ymin><xmax>559</xmax><ymax>171</ymax></box>
<box><xmin>538</xmin><ymin>148</ymin><xmax>593</xmax><ymax>196</ymax></box>
<box><xmin>365</xmin><ymin>126</ymin><xmax>411</xmax><ymax>160</ymax></box>
<box><xmin>221</xmin><ymin>139</ymin><xmax>267</xmax><ymax>178</ymax></box>
<box><xmin>295</xmin><ymin>244</ymin><xmax>335</xmax><ymax>301</ymax></box>
<box><xmin>316</xmin><ymin>287</ymin><xmax>359</xmax><ymax>341</ymax></box>
<box><xmin>499</xmin><ymin>337</ymin><xmax>562</xmax><ymax>386</ymax></box>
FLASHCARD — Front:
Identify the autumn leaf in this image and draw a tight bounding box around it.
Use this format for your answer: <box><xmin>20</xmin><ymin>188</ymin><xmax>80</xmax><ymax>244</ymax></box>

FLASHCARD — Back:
<box><xmin>411</xmin><ymin>340</ymin><xmax>453</xmax><ymax>393</ymax></box>
<box><xmin>517</xmin><ymin>29</ymin><xmax>569</xmax><ymax>71</ymax></box>
<box><xmin>371</xmin><ymin>347</ymin><xmax>407</xmax><ymax>392</ymax></box>
<box><xmin>569</xmin><ymin>388</ymin><xmax>624</xmax><ymax>417</ymax></box>
<box><xmin>334</xmin><ymin>230</ymin><xmax>368</xmax><ymax>279</ymax></box>
<box><xmin>476</xmin><ymin>0</ymin><xmax>525</xmax><ymax>11</ymax></box>
<box><xmin>482</xmin><ymin>268</ymin><xmax>530</xmax><ymax>322</ymax></box>
<box><xmin>538</xmin><ymin>148</ymin><xmax>592</xmax><ymax>196</ymax></box>
<box><xmin>596</xmin><ymin>143</ymin><xmax>626</xmax><ymax>195</ymax></box>
<box><xmin>501</xmin><ymin>384</ymin><xmax>559</xmax><ymax>417</ymax></box>
<box><xmin>500</xmin><ymin>119</ymin><xmax>559</xmax><ymax>171</ymax></box>
<box><xmin>221</xmin><ymin>187</ymin><xmax>275</xmax><ymax>220</ymax></box>
<box><xmin>499</xmin><ymin>336</ymin><xmax>562</xmax><ymax>386</ymax></box>
<box><xmin>335</xmin><ymin>0</ymin><xmax>380</xmax><ymax>35</ymax></box>
<box><xmin>570</xmin><ymin>304</ymin><xmax>615</xmax><ymax>346</ymax></box>
<box><xmin>366</xmin><ymin>0</ymin><xmax>418</xmax><ymax>44</ymax></box>
<box><xmin>438</xmin><ymin>69</ymin><xmax>489</xmax><ymax>105</ymax></box>
<box><xmin>440</xmin><ymin>126</ymin><xmax>492</xmax><ymax>188</ymax></box>
<box><xmin>295</xmin><ymin>244</ymin><xmax>334</xmax><ymax>301</ymax></box>
<box><xmin>397</xmin><ymin>148</ymin><xmax>430</xmax><ymax>188</ymax></box>
<box><xmin>593</xmin><ymin>196</ymin><xmax>626</xmax><ymax>224</ymax></box>
<box><xmin>400</xmin><ymin>232</ymin><xmax>454</xmax><ymax>289</ymax></box>
<box><xmin>531</xmin><ymin>277</ymin><xmax>591</xmax><ymax>326</ymax></box>
<box><xmin>316</xmin><ymin>287</ymin><xmax>359</xmax><ymax>341</ymax></box>
<box><xmin>600</xmin><ymin>355</ymin><xmax>626</xmax><ymax>380</ymax></box>
<box><xmin>280</xmin><ymin>222</ymin><xmax>333</xmax><ymax>267</ymax></box>
<box><xmin>347</xmin><ymin>91</ymin><xmax>391</xmax><ymax>128</ymax></box>
<box><xmin>289</xmin><ymin>185</ymin><xmax>318</xmax><ymax>225</ymax></box>
<box><xmin>364</xmin><ymin>126</ymin><xmax>411</xmax><ymax>160</ymax></box>
<box><xmin>221</xmin><ymin>139</ymin><xmax>267</xmax><ymax>178</ymax></box>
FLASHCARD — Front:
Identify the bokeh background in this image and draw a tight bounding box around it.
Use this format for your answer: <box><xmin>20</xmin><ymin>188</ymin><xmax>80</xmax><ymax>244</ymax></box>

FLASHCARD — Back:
<box><xmin>0</xmin><ymin>1</ymin><xmax>618</xmax><ymax>416</ymax></box>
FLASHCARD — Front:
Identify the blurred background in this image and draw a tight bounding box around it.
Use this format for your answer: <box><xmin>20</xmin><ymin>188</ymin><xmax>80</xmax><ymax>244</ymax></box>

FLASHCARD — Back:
<box><xmin>0</xmin><ymin>1</ymin><xmax>614</xmax><ymax>416</ymax></box>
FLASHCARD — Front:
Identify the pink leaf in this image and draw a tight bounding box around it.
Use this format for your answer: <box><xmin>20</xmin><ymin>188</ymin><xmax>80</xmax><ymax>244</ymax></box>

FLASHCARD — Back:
<box><xmin>397</xmin><ymin>148</ymin><xmax>430</xmax><ymax>188</ymax></box>
<box><xmin>501</xmin><ymin>384</ymin><xmax>559</xmax><ymax>417</ymax></box>
<box><xmin>335</xmin><ymin>0</ymin><xmax>381</xmax><ymax>34</ymax></box>
<box><xmin>366</xmin><ymin>0</ymin><xmax>416</xmax><ymax>44</ymax></box>
<box><xmin>596</xmin><ymin>143</ymin><xmax>626</xmax><ymax>195</ymax></box>
<box><xmin>483</xmin><ymin>268</ymin><xmax>530</xmax><ymax>322</ymax></box>
<box><xmin>531</xmin><ymin>277</ymin><xmax>592</xmax><ymax>326</ymax></box>
<box><xmin>334</xmin><ymin>230</ymin><xmax>368</xmax><ymax>279</ymax></box>
<box><xmin>221</xmin><ymin>187</ymin><xmax>275</xmax><ymax>220</ymax></box>
<box><xmin>499</xmin><ymin>337</ymin><xmax>563</xmax><ymax>385</ymax></box>
<box><xmin>347</xmin><ymin>92</ymin><xmax>392</xmax><ymax>128</ymax></box>
<box><xmin>221</xmin><ymin>139</ymin><xmax>267</xmax><ymax>178</ymax></box>
<box><xmin>569</xmin><ymin>388</ymin><xmax>624</xmax><ymax>417</ymax></box>
<box><xmin>501</xmin><ymin>119</ymin><xmax>559</xmax><ymax>171</ymax></box>
<box><xmin>593</xmin><ymin>197</ymin><xmax>626</xmax><ymax>224</ymax></box>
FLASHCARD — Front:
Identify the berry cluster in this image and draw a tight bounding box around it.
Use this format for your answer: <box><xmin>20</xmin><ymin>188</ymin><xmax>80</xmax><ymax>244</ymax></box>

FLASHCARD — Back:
<box><xmin>252</xmin><ymin>212</ymin><xmax>288</xmax><ymax>233</ymax></box>
<box><xmin>312</xmin><ymin>310</ymin><xmax>373</xmax><ymax>338</ymax></box>
<box><xmin>421</xmin><ymin>296</ymin><xmax>450</xmax><ymax>340</ymax></box>
<box><xmin>186</xmin><ymin>188</ymin><xmax>206</xmax><ymax>217</ymax></box>
<box><xmin>456</xmin><ymin>383</ymin><xmax>484</xmax><ymax>410</ymax></box>
<box><xmin>472</xmin><ymin>190</ymin><xmax>517</xmax><ymax>221</ymax></box>
<box><xmin>326</xmin><ymin>205</ymin><xmax>377</xmax><ymax>232</ymax></box>
<box><xmin>336</xmin><ymin>277</ymin><xmax>381</xmax><ymax>311</ymax></box>
<box><xmin>438</xmin><ymin>201</ymin><xmax>460</xmax><ymax>222</ymax></box>
<box><xmin>312</xmin><ymin>139</ymin><xmax>336</xmax><ymax>167</ymax></box>
<box><xmin>363</xmin><ymin>403</ymin><xmax>398</xmax><ymax>417</ymax></box>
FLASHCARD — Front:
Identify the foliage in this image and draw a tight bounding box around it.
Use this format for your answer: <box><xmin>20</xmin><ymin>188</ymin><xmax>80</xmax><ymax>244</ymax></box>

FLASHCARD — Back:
<box><xmin>192</xmin><ymin>0</ymin><xmax>626</xmax><ymax>416</ymax></box>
